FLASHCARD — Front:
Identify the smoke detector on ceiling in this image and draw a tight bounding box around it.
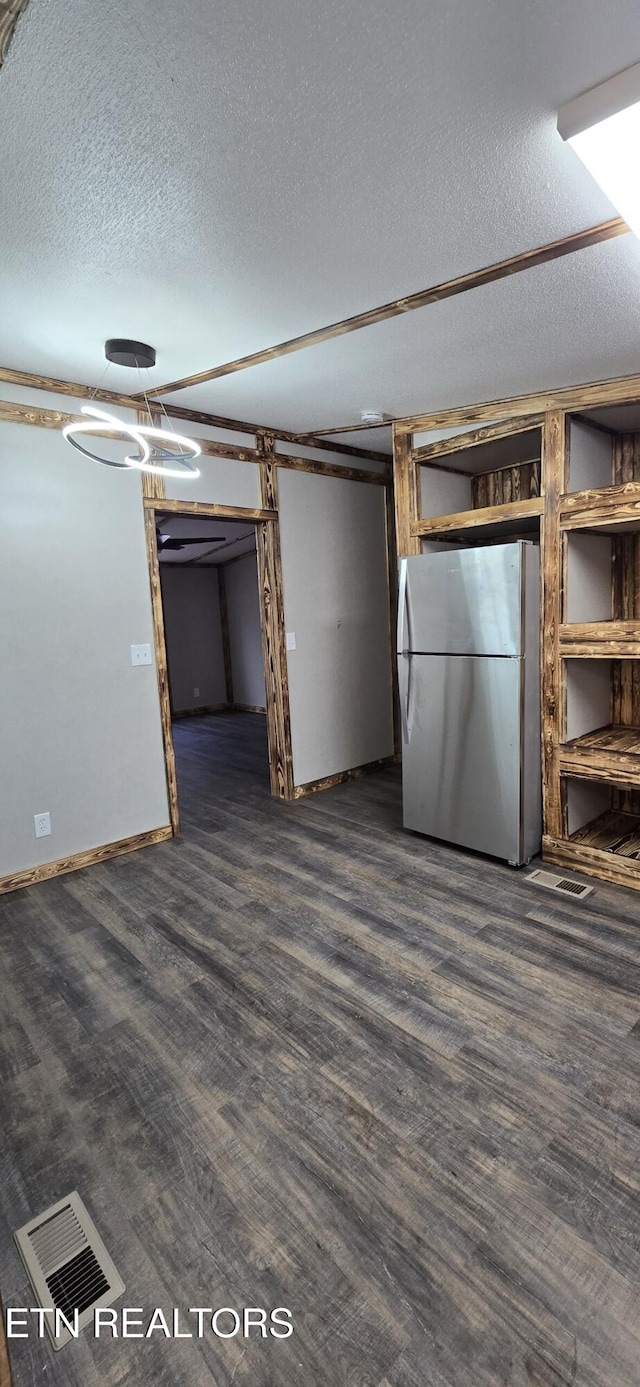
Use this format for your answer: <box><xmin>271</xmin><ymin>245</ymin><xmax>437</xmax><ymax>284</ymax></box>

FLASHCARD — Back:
<box><xmin>360</xmin><ymin>410</ymin><xmax>387</xmax><ymax>425</ymax></box>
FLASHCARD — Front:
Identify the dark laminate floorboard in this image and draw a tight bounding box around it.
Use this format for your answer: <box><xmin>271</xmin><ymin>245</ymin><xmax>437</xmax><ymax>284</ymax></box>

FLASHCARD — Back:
<box><xmin>1</xmin><ymin>711</ymin><xmax>640</xmax><ymax>1384</ymax></box>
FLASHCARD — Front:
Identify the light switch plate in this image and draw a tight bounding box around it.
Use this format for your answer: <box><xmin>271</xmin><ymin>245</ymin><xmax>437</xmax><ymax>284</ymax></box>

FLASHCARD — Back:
<box><xmin>286</xmin><ymin>632</ymin><xmax>296</xmax><ymax>651</ymax></box>
<box><xmin>130</xmin><ymin>643</ymin><xmax>152</xmax><ymax>667</ymax></box>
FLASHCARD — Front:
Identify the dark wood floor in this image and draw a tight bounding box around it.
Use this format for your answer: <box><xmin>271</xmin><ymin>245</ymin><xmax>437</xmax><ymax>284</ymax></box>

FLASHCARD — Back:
<box><xmin>2</xmin><ymin>711</ymin><xmax>640</xmax><ymax>1385</ymax></box>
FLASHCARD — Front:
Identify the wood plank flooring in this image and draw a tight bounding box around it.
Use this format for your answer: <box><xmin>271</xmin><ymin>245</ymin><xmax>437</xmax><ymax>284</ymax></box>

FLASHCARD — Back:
<box><xmin>2</xmin><ymin>711</ymin><xmax>640</xmax><ymax>1385</ymax></box>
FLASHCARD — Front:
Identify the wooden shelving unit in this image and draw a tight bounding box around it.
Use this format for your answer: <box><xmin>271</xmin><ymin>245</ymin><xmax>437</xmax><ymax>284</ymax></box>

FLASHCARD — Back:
<box><xmin>544</xmin><ymin>410</ymin><xmax>640</xmax><ymax>888</ymax></box>
<box><xmin>394</xmin><ymin>390</ymin><xmax>640</xmax><ymax>890</ymax></box>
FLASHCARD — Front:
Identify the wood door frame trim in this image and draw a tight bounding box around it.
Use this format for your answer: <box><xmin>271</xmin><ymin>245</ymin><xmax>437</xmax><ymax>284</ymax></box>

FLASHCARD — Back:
<box><xmin>256</xmin><ymin>448</ymin><xmax>295</xmax><ymax>798</ymax></box>
<box><xmin>148</xmin><ymin>496</ymin><xmax>295</xmax><ymax>815</ymax></box>
<box><xmin>145</xmin><ymin>218</ymin><xmax>628</xmax><ymax>399</ymax></box>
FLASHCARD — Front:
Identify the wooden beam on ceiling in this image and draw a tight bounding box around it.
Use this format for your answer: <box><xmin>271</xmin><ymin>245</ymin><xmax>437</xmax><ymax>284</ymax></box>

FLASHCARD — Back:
<box><xmin>144</xmin><ymin>217</ymin><xmax>628</xmax><ymax>400</ymax></box>
<box><xmin>395</xmin><ymin>370</ymin><xmax>640</xmax><ymax>436</ymax></box>
<box><xmin>0</xmin><ymin>365</ymin><xmax>389</xmax><ymax>462</ymax></box>
<box><xmin>0</xmin><ymin>0</ymin><xmax>30</xmax><ymax>69</ymax></box>
<box><xmin>314</xmin><ymin>372</ymin><xmax>640</xmax><ymax>441</ymax></box>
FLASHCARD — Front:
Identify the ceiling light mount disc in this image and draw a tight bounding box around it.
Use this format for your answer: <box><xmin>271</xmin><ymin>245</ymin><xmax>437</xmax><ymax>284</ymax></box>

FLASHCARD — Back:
<box><xmin>105</xmin><ymin>338</ymin><xmax>156</xmax><ymax>369</ymax></box>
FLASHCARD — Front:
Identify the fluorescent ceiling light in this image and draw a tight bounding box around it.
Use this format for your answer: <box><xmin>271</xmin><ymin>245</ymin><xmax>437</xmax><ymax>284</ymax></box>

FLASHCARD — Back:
<box><xmin>558</xmin><ymin>62</ymin><xmax>640</xmax><ymax>238</ymax></box>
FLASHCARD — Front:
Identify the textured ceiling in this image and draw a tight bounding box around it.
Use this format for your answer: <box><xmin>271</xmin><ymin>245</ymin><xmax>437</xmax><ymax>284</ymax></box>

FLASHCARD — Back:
<box><xmin>1</xmin><ymin>0</ymin><xmax>640</xmax><ymax>430</ymax></box>
<box><xmin>169</xmin><ymin>237</ymin><xmax>640</xmax><ymax>429</ymax></box>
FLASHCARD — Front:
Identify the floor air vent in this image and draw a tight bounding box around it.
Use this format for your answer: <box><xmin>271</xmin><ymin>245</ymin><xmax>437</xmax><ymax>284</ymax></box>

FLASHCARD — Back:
<box><xmin>526</xmin><ymin>868</ymin><xmax>593</xmax><ymax>900</ymax></box>
<box><xmin>14</xmin><ymin>1192</ymin><xmax>124</xmax><ymax>1350</ymax></box>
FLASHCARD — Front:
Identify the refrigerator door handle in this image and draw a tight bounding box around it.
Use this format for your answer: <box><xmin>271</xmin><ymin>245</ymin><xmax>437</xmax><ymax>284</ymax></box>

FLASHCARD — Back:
<box><xmin>399</xmin><ymin>651</ymin><xmax>413</xmax><ymax>744</ymax></box>
<box><xmin>397</xmin><ymin>558</ymin><xmax>415</xmax><ymax>744</ymax></box>
<box><xmin>397</xmin><ymin>558</ymin><xmax>415</xmax><ymax>652</ymax></box>
<box><xmin>397</xmin><ymin>559</ymin><xmax>408</xmax><ymax>654</ymax></box>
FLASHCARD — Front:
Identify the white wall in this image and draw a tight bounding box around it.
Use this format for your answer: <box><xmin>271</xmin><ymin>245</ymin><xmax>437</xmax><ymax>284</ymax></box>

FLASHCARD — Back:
<box><xmin>161</xmin><ymin>417</ymin><xmax>260</xmax><ymax>508</ymax></box>
<box><xmin>224</xmin><ymin>552</ymin><xmax>266</xmax><ymax>709</ymax></box>
<box><xmin>278</xmin><ymin>470</ymin><xmax>394</xmax><ymax>786</ymax></box>
<box><xmin>569</xmin><ymin>420</ymin><xmax>613</xmax><ymax>492</ymax></box>
<box><xmin>0</xmin><ymin>422</ymin><xmax>170</xmax><ymax>876</ymax></box>
<box><xmin>565</xmin><ymin>534</ymin><xmax>613</xmax><ymax>624</ymax></box>
<box><xmin>0</xmin><ymin>399</ymin><xmax>396</xmax><ymax>879</ymax></box>
<box><xmin>160</xmin><ymin>567</ymin><xmax>226</xmax><ymax>713</ymax></box>
<box><xmin>164</xmin><ymin>455</ymin><xmax>261</xmax><ymax>507</ymax></box>
<box><xmin>420</xmin><ymin>466</ymin><xmax>473</xmax><ymax>518</ymax></box>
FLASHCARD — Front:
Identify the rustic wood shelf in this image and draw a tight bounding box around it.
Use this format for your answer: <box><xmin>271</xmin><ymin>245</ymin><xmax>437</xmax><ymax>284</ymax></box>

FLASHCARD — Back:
<box><xmin>411</xmin><ymin>496</ymin><xmax>543</xmax><ymax>538</ymax></box>
<box><xmin>560</xmin><ymin>724</ymin><xmax>640</xmax><ymax>784</ymax></box>
<box><xmin>560</xmin><ymin>482</ymin><xmax>640</xmax><ymax>532</ymax></box>
<box><xmin>559</xmin><ymin>621</ymin><xmax>640</xmax><ymax>658</ymax></box>
<box><xmin>543</xmin><ymin>831</ymin><xmax>640</xmax><ymax>889</ymax></box>
<box><xmin>569</xmin><ymin>808</ymin><xmax>640</xmax><ymax>855</ymax></box>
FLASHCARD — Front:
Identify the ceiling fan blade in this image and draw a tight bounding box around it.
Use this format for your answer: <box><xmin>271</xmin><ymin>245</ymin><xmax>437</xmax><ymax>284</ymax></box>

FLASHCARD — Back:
<box><xmin>174</xmin><ymin>535</ymin><xmax>228</xmax><ymax>544</ymax></box>
<box><xmin>158</xmin><ymin>534</ymin><xmax>227</xmax><ymax>549</ymax></box>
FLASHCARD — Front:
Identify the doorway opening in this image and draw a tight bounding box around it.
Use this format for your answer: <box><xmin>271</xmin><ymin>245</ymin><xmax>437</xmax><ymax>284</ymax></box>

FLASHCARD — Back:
<box><xmin>144</xmin><ymin>503</ymin><xmax>294</xmax><ymax>835</ymax></box>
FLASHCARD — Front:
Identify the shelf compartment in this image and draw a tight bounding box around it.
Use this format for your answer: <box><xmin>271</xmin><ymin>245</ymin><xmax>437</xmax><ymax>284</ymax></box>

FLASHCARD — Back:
<box><xmin>569</xmin><ymin>809</ymin><xmax>640</xmax><ymax>856</ymax></box>
<box><xmin>412</xmin><ymin>497</ymin><xmax>543</xmax><ymax>539</ymax></box>
<box><xmin>543</xmin><ymin>831</ymin><xmax>640</xmax><ymax>890</ymax></box>
<box><xmin>560</xmin><ymin>482</ymin><xmax>640</xmax><ymax>532</ymax></box>
<box><xmin>560</xmin><ymin>724</ymin><xmax>640</xmax><ymax>785</ymax></box>
<box><xmin>566</xmin><ymin>416</ymin><xmax>614</xmax><ymax>493</ymax></box>
<box><xmin>559</xmin><ymin>621</ymin><xmax>640</xmax><ymax>658</ymax></box>
<box><xmin>543</xmin><ymin>767</ymin><xmax>640</xmax><ymax>889</ymax></box>
<box><xmin>416</xmin><ymin>422</ymin><xmax>542</xmax><ymax>536</ymax></box>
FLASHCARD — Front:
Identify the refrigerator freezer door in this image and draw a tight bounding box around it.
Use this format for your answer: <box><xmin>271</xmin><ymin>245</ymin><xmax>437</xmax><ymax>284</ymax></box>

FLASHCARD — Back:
<box><xmin>401</xmin><ymin>653</ymin><xmax>523</xmax><ymax>862</ymax></box>
<box><xmin>399</xmin><ymin>544</ymin><xmax>524</xmax><ymax>656</ymax></box>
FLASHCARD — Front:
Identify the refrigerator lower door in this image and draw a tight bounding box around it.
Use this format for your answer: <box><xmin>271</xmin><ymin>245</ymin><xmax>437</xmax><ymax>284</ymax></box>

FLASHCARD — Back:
<box><xmin>401</xmin><ymin>653</ymin><xmax>523</xmax><ymax>863</ymax></box>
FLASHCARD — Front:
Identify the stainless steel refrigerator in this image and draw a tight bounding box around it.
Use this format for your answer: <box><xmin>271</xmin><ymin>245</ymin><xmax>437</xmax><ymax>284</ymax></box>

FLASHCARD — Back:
<box><xmin>397</xmin><ymin>541</ymin><xmax>541</xmax><ymax>865</ymax></box>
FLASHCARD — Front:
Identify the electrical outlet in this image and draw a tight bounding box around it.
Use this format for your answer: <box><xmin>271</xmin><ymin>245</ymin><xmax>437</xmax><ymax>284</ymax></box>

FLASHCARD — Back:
<box><xmin>194</xmin><ymin>686</ymin><xmax>200</xmax><ymax>698</ymax></box>
<box><xmin>130</xmin><ymin>643</ymin><xmax>152</xmax><ymax>667</ymax></box>
<box><xmin>34</xmin><ymin>812</ymin><xmax>51</xmax><ymax>839</ymax></box>
<box><xmin>286</xmin><ymin>632</ymin><xmax>296</xmax><ymax>651</ymax></box>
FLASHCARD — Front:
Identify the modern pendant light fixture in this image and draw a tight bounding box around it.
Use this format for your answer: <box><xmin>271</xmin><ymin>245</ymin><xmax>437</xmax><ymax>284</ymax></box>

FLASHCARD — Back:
<box><xmin>63</xmin><ymin>339</ymin><xmax>201</xmax><ymax>479</ymax></box>
<box><xmin>558</xmin><ymin>62</ymin><xmax>640</xmax><ymax>239</ymax></box>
